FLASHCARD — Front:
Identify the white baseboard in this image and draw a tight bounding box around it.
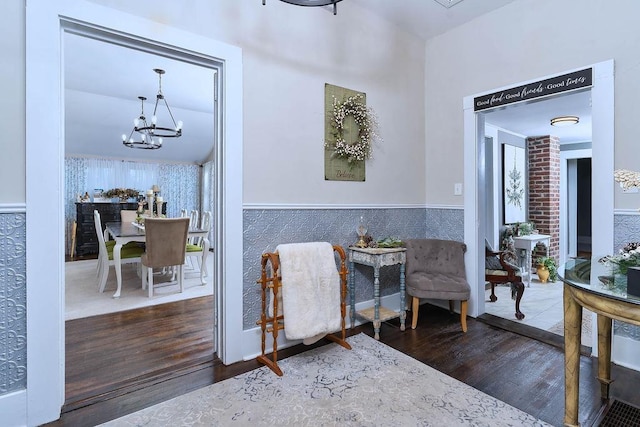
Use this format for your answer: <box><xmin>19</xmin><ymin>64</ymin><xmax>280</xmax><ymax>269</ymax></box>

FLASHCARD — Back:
<box><xmin>241</xmin><ymin>293</ymin><xmax>405</xmax><ymax>361</ymax></box>
<box><xmin>0</xmin><ymin>389</ymin><xmax>27</xmax><ymax>427</ymax></box>
<box><xmin>613</xmin><ymin>334</ymin><xmax>640</xmax><ymax>371</ymax></box>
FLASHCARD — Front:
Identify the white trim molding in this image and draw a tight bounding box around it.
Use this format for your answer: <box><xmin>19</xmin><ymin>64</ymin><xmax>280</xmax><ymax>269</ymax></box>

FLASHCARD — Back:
<box><xmin>0</xmin><ymin>203</ymin><xmax>27</xmax><ymax>214</ymax></box>
<box><xmin>0</xmin><ymin>390</ymin><xmax>26</xmax><ymax>427</ymax></box>
<box><xmin>243</xmin><ymin>203</ymin><xmax>427</xmax><ymax>210</ymax></box>
<box><xmin>615</xmin><ymin>209</ymin><xmax>640</xmax><ymax>215</ymax></box>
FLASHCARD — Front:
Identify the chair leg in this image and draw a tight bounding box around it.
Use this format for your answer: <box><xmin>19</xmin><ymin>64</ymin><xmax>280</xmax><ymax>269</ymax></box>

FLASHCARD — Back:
<box><xmin>448</xmin><ymin>300</ymin><xmax>454</xmax><ymax>313</ymax></box>
<box><xmin>489</xmin><ymin>283</ymin><xmax>498</xmax><ymax>302</ymax></box>
<box><xmin>512</xmin><ymin>281</ymin><xmax>525</xmax><ymax>320</ymax></box>
<box><xmin>411</xmin><ymin>296</ymin><xmax>419</xmax><ymax>329</ymax></box>
<box><xmin>148</xmin><ymin>267</ymin><xmax>154</xmax><ymax>298</ymax></box>
<box><xmin>70</xmin><ymin>221</ymin><xmax>77</xmax><ymax>259</ymax></box>
<box><xmin>97</xmin><ymin>260</ymin><xmax>109</xmax><ymax>293</ymax></box>
<box><xmin>460</xmin><ymin>300</ymin><xmax>468</xmax><ymax>332</ymax></box>
<box><xmin>178</xmin><ymin>264</ymin><xmax>184</xmax><ymax>293</ymax></box>
<box><xmin>141</xmin><ymin>264</ymin><xmax>147</xmax><ymax>290</ymax></box>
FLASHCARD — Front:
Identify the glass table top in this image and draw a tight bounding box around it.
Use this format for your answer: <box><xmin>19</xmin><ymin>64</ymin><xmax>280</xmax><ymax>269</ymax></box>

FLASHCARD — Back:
<box><xmin>560</xmin><ymin>257</ymin><xmax>640</xmax><ymax>306</ymax></box>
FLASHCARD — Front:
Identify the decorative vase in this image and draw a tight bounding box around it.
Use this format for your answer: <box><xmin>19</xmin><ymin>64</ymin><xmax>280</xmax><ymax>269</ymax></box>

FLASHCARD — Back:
<box><xmin>537</xmin><ymin>265</ymin><xmax>550</xmax><ymax>283</ymax></box>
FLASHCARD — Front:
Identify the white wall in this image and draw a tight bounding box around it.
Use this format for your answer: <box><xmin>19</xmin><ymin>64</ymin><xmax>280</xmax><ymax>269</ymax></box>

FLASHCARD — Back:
<box><xmin>424</xmin><ymin>0</ymin><xmax>640</xmax><ymax>208</ymax></box>
<box><xmin>1</xmin><ymin>0</ymin><xmax>25</xmax><ymax>203</ymax></box>
<box><xmin>87</xmin><ymin>0</ymin><xmax>427</xmax><ymax>206</ymax></box>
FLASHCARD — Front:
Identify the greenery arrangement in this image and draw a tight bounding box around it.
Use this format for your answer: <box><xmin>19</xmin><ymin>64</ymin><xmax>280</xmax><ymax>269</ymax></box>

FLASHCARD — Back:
<box><xmin>375</xmin><ymin>237</ymin><xmax>404</xmax><ymax>248</ymax></box>
<box><xmin>599</xmin><ymin>242</ymin><xmax>640</xmax><ymax>276</ymax></box>
<box><xmin>325</xmin><ymin>94</ymin><xmax>382</xmax><ymax>163</ymax></box>
<box><xmin>536</xmin><ymin>256</ymin><xmax>558</xmax><ymax>282</ymax></box>
<box><xmin>103</xmin><ymin>188</ymin><xmax>140</xmax><ymax>200</ymax></box>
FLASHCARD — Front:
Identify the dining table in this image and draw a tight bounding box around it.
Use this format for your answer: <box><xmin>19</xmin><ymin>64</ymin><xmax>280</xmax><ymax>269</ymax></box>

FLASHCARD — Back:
<box><xmin>105</xmin><ymin>221</ymin><xmax>210</xmax><ymax>298</ymax></box>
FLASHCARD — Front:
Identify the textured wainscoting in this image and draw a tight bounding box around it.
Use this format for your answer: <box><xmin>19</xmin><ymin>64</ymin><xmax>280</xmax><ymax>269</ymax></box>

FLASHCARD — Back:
<box><xmin>242</xmin><ymin>207</ymin><xmax>464</xmax><ymax>330</ymax></box>
<box><xmin>0</xmin><ymin>210</ymin><xmax>27</xmax><ymax>394</ymax></box>
<box><xmin>614</xmin><ymin>213</ymin><xmax>640</xmax><ymax>341</ymax></box>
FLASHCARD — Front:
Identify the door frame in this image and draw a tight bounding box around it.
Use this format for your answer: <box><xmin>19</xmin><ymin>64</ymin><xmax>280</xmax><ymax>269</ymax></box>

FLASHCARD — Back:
<box><xmin>463</xmin><ymin>60</ymin><xmax>614</xmax><ymax>326</ymax></box>
<box><xmin>560</xmin><ymin>148</ymin><xmax>592</xmax><ymax>265</ymax></box>
<box><xmin>25</xmin><ymin>1</ymin><xmax>244</xmax><ymax>424</ymax></box>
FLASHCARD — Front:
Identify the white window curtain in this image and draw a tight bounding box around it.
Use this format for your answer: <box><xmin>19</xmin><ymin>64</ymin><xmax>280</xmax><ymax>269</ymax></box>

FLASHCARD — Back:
<box><xmin>85</xmin><ymin>158</ymin><xmax>159</xmax><ymax>194</ymax></box>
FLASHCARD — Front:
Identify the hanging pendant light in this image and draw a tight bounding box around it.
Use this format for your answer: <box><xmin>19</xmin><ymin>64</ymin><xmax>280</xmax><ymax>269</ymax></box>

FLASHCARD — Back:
<box><xmin>262</xmin><ymin>0</ymin><xmax>343</xmax><ymax>15</ymax></box>
<box><xmin>121</xmin><ymin>68</ymin><xmax>183</xmax><ymax>150</ymax></box>
<box><xmin>122</xmin><ymin>96</ymin><xmax>163</xmax><ymax>150</ymax></box>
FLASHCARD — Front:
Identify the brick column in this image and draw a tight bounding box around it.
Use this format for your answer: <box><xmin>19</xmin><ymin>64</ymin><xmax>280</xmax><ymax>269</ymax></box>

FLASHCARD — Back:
<box><xmin>527</xmin><ymin>135</ymin><xmax>560</xmax><ymax>265</ymax></box>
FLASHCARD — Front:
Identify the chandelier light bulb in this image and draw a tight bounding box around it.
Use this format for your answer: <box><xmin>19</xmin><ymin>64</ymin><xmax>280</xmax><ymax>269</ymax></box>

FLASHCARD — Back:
<box><xmin>152</xmin><ymin>115</ymin><xmax>157</xmax><ymax>125</ymax></box>
<box><xmin>134</xmin><ymin>118</ymin><xmax>139</xmax><ymax>127</ymax></box>
<box><xmin>177</xmin><ymin>120</ymin><xmax>183</xmax><ymax>131</ymax></box>
<box><xmin>121</xmin><ymin>134</ymin><xmax>127</xmax><ymax>142</ymax></box>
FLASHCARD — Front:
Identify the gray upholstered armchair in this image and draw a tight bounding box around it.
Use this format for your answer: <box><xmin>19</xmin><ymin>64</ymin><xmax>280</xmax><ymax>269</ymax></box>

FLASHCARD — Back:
<box><xmin>405</xmin><ymin>239</ymin><xmax>471</xmax><ymax>332</ymax></box>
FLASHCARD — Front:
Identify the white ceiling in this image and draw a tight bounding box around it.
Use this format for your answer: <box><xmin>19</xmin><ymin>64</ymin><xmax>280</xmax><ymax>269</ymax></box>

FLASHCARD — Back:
<box><xmin>64</xmin><ymin>0</ymin><xmax>591</xmax><ymax>163</ymax></box>
<box><xmin>64</xmin><ymin>32</ymin><xmax>216</xmax><ymax>163</ymax></box>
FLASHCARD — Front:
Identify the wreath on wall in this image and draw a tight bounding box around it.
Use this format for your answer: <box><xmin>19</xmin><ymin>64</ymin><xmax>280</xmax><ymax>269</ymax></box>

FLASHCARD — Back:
<box><xmin>325</xmin><ymin>94</ymin><xmax>382</xmax><ymax>163</ymax></box>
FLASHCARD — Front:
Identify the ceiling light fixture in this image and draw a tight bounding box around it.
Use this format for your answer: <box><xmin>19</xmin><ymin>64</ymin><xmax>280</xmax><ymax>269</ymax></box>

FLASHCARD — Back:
<box><xmin>122</xmin><ymin>96</ymin><xmax>162</xmax><ymax>150</ymax></box>
<box><xmin>122</xmin><ymin>68</ymin><xmax>183</xmax><ymax>150</ymax></box>
<box><xmin>550</xmin><ymin>115</ymin><xmax>579</xmax><ymax>127</ymax></box>
<box><xmin>433</xmin><ymin>0</ymin><xmax>465</xmax><ymax>9</ymax></box>
<box><xmin>262</xmin><ymin>0</ymin><xmax>343</xmax><ymax>15</ymax></box>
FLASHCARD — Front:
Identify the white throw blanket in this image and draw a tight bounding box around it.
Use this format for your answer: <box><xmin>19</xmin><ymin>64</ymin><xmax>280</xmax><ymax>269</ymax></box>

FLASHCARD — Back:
<box><xmin>273</xmin><ymin>242</ymin><xmax>341</xmax><ymax>343</ymax></box>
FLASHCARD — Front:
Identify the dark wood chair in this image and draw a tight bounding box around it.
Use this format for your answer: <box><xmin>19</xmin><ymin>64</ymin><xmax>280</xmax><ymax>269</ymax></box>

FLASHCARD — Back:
<box><xmin>485</xmin><ymin>243</ymin><xmax>525</xmax><ymax>320</ymax></box>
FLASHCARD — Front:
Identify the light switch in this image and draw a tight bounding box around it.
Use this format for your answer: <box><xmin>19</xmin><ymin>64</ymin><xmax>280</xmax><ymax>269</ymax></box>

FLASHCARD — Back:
<box><xmin>454</xmin><ymin>183</ymin><xmax>463</xmax><ymax>195</ymax></box>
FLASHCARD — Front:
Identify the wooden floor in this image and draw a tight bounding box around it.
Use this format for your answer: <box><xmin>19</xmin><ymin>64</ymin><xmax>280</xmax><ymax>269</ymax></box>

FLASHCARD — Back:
<box><xmin>46</xmin><ymin>298</ymin><xmax>640</xmax><ymax>427</ymax></box>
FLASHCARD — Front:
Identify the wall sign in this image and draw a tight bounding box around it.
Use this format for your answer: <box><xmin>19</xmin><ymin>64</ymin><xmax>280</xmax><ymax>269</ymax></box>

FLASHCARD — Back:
<box><xmin>474</xmin><ymin>68</ymin><xmax>592</xmax><ymax>112</ymax></box>
<box><xmin>324</xmin><ymin>83</ymin><xmax>366</xmax><ymax>181</ymax></box>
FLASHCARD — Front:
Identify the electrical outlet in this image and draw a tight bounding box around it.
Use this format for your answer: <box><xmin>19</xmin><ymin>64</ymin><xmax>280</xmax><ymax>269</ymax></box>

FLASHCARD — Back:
<box><xmin>454</xmin><ymin>183</ymin><xmax>463</xmax><ymax>196</ymax></box>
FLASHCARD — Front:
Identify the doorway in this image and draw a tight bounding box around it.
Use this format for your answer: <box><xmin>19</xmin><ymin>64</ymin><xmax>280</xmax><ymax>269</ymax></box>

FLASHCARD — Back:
<box><xmin>462</xmin><ymin>61</ymin><xmax>614</xmax><ymax>352</ymax></box>
<box><xmin>62</xmin><ymin>23</ymin><xmax>221</xmax><ymax>406</ymax></box>
<box><xmin>481</xmin><ymin>104</ymin><xmax>592</xmax><ymax>337</ymax></box>
<box><xmin>25</xmin><ymin>2</ymin><xmax>244</xmax><ymax>421</ymax></box>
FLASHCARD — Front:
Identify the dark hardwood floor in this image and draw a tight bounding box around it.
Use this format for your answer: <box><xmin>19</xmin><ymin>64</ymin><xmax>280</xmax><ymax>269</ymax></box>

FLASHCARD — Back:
<box><xmin>46</xmin><ymin>298</ymin><xmax>640</xmax><ymax>427</ymax></box>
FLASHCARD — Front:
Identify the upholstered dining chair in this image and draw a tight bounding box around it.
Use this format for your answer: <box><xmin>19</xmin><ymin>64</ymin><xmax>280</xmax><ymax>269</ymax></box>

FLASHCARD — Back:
<box><xmin>94</xmin><ymin>210</ymin><xmax>144</xmax><ymax>293</ymax></box>
<box><xmin>120</xmin><ymin>209</ymin><xmax>138</xmax><ymax>223</ymax></box>
<box><xmin>141</xmin><ymin>217</ymin><xmax>190</xmax><ymax>298</ymax></box>
<box><xmin>405</xmin><ymin>239</ymin><xmax>471</xmax><ymax>332</ymax></box>
<box><xmin>485</xmin><ymin>239</ymin><xmax>525</xmax><ymax>320</ymax></box>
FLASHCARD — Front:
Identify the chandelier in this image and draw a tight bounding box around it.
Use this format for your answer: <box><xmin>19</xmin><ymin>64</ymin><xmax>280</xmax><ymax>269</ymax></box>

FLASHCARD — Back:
<box><xmin>262</xmin><ymin>0</ymin><xmax>343</xmax><ymax>15</ymax></box>
<box><xmin>122</xmin><ymin>68</ymin><xmax>183</xmax><ymax>150</ymax></box>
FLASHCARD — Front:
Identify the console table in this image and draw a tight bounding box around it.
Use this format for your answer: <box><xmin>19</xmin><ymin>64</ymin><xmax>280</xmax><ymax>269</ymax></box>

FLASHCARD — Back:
<box><xmin>348</xmin><ymin>247</ymin><xmax>406</xmax><ymax>340</ymax></box>
<box><xmin>513</xmin><ymin>233</ymin><xmax>551</xmax><ymax>287</ymax></box>
<box><xmin>560</xmin><ymin>258</ymin><xmax>640</xmax><ymax>426</ymax></box>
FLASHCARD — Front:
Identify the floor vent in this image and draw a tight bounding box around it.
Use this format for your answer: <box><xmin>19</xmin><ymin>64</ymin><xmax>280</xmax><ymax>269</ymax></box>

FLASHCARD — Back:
<box><xmin>598</xmin><ymin>399</ymin><xmax>640</xmax><ymax>427</ymax></box>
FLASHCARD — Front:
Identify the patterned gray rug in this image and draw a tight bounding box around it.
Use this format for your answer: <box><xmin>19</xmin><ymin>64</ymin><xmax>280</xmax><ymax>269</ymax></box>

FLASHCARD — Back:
<box><xmin>102</xmin><ymin>333</ymin><xmax>550</xmax><ymax>426</ymax></box>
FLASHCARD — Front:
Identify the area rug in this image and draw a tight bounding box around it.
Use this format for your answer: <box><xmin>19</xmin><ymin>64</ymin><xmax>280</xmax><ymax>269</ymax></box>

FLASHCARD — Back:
<box><xmin>65</xmin><ymin>257</ymin><xmax>214</xmax><ymax>320</ymax></box>
<box><xmin>101</xmin><ymin>333</ymin><xmax>550</xmax><ymax>426</ymax></box>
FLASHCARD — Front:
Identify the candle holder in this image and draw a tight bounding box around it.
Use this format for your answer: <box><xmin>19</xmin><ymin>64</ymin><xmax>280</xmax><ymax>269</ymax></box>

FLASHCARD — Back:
<box><xmin>355</xmin><ymin>216</ymin><xmax>368</xmax><ymax>248</ymax></box>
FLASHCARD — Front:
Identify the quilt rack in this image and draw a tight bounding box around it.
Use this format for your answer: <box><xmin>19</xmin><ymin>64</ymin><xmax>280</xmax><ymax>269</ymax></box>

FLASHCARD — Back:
<box><xmin>256</xmin><ymin>244</ymin><xmax>352</xmax><ymax>376</ymax></box>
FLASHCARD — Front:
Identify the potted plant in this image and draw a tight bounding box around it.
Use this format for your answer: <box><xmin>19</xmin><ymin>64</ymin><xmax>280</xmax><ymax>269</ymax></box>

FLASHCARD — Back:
<box><xmin>536</xmin><ymin>256</ymin><xmax>558</xmax><ymax>283</ymax></box>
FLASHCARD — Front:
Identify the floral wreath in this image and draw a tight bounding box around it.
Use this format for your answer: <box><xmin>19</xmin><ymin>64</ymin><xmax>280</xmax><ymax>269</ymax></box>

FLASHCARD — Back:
<box><xmin>326</xmin><ymin>94</ymin><xmax>381</xmax><ymax>163</ymax></box>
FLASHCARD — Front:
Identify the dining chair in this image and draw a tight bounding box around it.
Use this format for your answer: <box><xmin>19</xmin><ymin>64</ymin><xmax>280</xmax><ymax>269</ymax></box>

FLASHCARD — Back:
<box><xmin>188</xmin><ymin>210</ymin><xmax>200</xmax><ymax>244</ymax></box>
<box><xmin>185</xmin><ymin>210</ymin><xmax>212</xmax><ymax>280</ymax></box>
<box><xmin>94</xmin><ymin>210</ymin><xmax>144</xmax><ymax>293</ymax></box>
<box><xmin>141</xmin><ymin>217</ymin><xmax>190</xmax><ymax>298</ymax></box>
<box><xmin>120</xmin><ymin>209</ymin><xmax>138</xmax><ymax>223</ymax></box>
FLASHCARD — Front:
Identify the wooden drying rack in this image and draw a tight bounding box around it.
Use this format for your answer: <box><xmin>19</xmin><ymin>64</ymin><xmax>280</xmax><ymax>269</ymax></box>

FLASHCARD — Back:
<box><xmin>255</xmin><ymin>245</ymin><xmax>352</xmax><ymax>376</ymax></box>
